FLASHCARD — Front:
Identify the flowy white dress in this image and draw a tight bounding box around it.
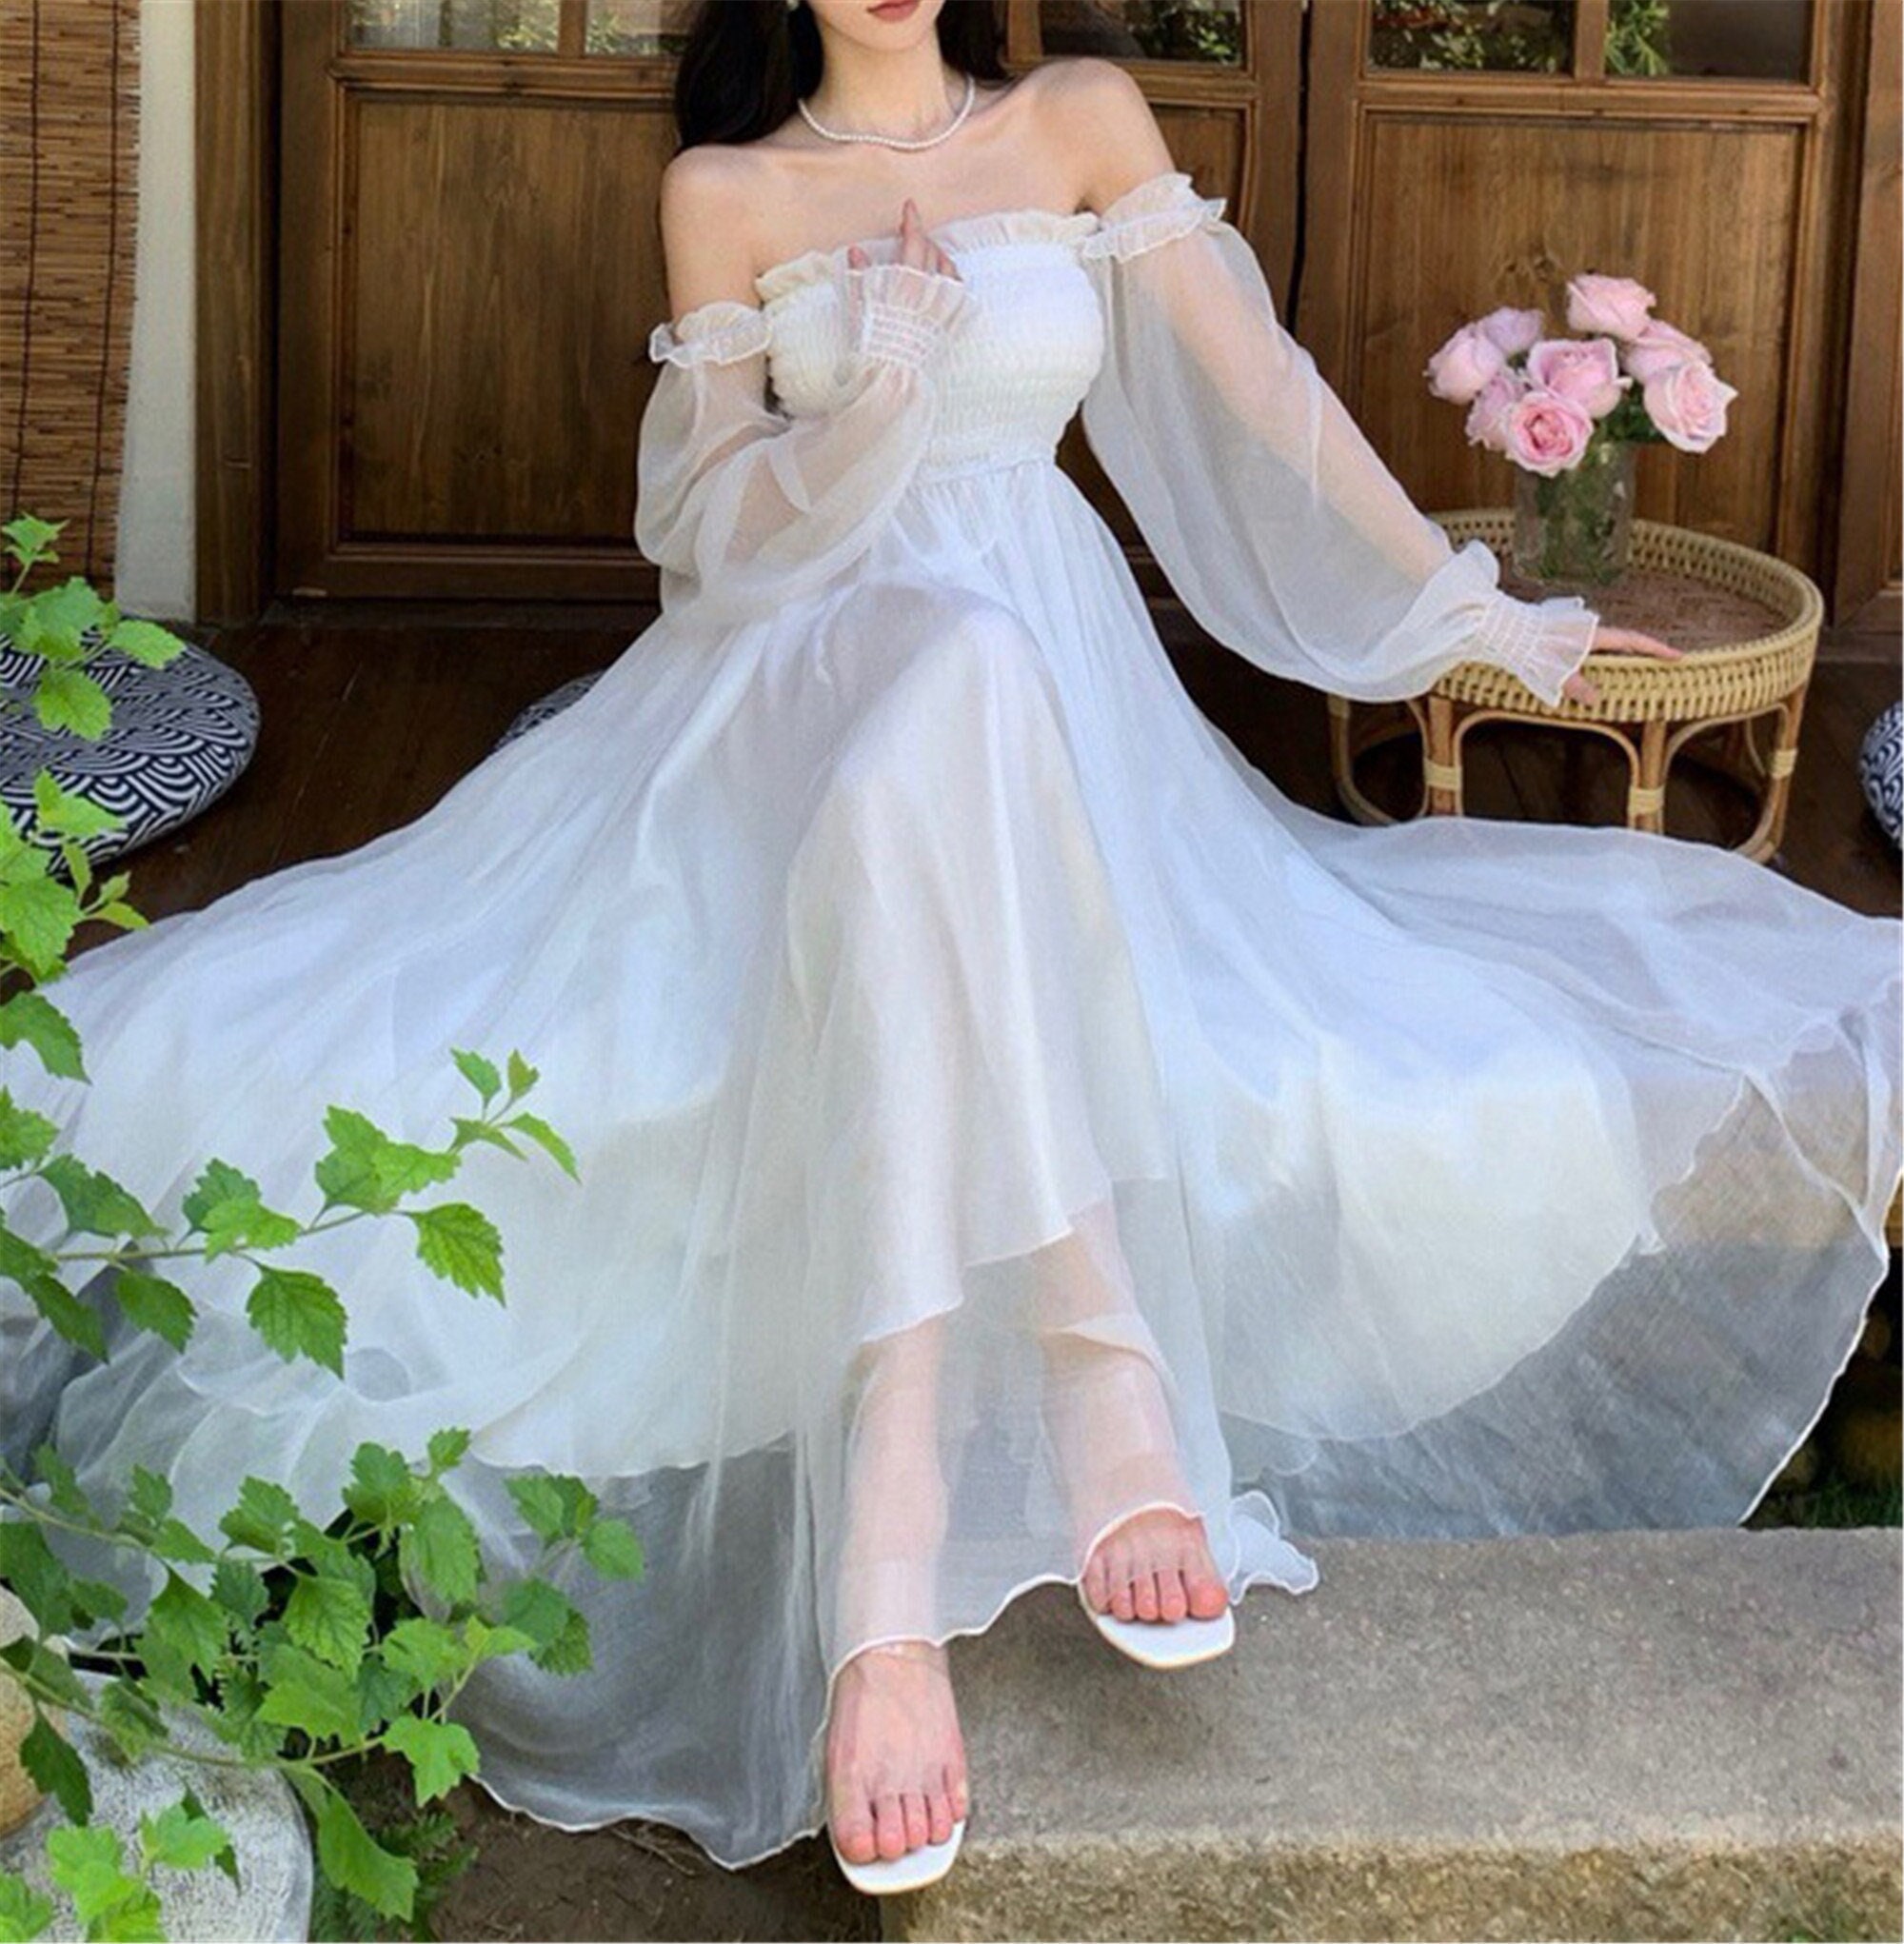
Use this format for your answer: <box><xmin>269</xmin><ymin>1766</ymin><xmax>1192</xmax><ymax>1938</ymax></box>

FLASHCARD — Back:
<box><xmin>4</xmin><ymin>169</ymin><xmax>1900</xmax><ymax>1870</ymax></box>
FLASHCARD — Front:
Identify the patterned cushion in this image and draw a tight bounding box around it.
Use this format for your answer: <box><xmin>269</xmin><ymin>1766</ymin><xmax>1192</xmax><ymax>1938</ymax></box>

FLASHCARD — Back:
<box><xmin>0</xmin><ymin>628</ymin><xmax>260</xmax><ymax>873</ymax></box>
<box><xmin>494</xmin><ymin>669</ymin><xmax>605</xmax><ymax>752</ymax></box>
<box><xmin>1858</xmin><ymin>698</ymin><xmax>1903</xmax><ymax>849</ymax></box>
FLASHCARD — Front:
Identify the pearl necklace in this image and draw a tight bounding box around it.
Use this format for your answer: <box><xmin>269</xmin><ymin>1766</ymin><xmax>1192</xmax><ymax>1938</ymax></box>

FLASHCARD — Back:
<box><xmin>797</xmin><ymin>71</ymin><xmax>977</xmax><ymax>151</ymax></box>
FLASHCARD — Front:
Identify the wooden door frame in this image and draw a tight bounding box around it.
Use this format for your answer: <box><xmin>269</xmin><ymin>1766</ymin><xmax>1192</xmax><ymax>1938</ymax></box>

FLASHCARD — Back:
<box><xmin>193</xmin><ymin>0</ymin><xmax>1299</xmax><ymax>623</ymax></box>
<box><xmin>195</xmin><ymin>0</ymin><xmax>279</xmax><ymax>627</ymax></box>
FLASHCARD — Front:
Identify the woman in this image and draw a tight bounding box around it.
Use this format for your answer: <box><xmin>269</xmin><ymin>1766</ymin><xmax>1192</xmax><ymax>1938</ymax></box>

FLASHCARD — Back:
<box><xmin>5</xmin><ymin>0</ymin><xmax>1897</xmax><ymax>1903</ymax></box>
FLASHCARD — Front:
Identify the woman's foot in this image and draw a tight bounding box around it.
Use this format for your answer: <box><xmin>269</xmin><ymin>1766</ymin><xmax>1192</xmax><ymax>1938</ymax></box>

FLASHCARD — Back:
<box><xmin>1080</xmin><ymin>1501</ymin><xmax>1229</xmax><ymax>1624</ymax></box>
<box><xmin>824</xmin><ymin>1637</ymin><xmax>970</xmax><ymax>1868</ymax></box>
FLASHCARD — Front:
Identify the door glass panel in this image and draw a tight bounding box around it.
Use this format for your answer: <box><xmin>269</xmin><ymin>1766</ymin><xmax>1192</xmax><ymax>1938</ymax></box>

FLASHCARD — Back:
<box><xmin>1607</xmin><ymin>0</ymin><xmax>1810</xmax><ymax>80</ymax></box>
<box><xmin>347</xmin><ymin>0</ymin><xmax>560</xmax><ymax>50</ymax></box>
<box><xmin>1368</xmin><ymin>0</ymin><xmax>1572</xmax><ymax>72</ymax></box>
<box><xmin>1039</xmin><ymin>1</ymin><xmax>1244</xmax><ymax>66</ymax></box>
<box><xmin>586</xmin><ymin>0</ymin><xmax>697</xmax><ymax>56</ymax></box>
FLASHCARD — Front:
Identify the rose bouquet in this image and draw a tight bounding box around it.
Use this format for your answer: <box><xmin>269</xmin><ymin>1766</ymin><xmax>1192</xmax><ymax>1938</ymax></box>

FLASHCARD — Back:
<box><xmin>1425</xmin><ymin>273</ymin><xmax>1738</xmax><ymax>587</ymax></box>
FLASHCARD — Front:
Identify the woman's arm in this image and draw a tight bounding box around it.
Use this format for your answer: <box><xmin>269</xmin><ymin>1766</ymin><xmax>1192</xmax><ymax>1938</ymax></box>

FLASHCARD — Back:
<box><xmin>1067</xmin><ymin>64</ymin><xmax>1672</xmax><ymax>707</ymax></box>
<box><xmin>635</xmin><ymin>159</ymin><xmax>974</xmax><ymax>625</ymax></box>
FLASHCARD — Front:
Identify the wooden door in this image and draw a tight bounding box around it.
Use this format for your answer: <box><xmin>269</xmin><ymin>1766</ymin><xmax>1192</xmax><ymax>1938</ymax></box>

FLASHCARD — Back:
<box><xmin>1299</xmin><ymin>0</ymin><xmax>1879</xmax><ymax>609</ymax></box>
<box><xmin>272</xmin><ymin>0</ymin><xmax>1303</xmax><ymax>604</ymax></box>
<box><xmin>276</xmin><ymin>0</ymin><xmax>697</xmax><ymax>601</ymax></box>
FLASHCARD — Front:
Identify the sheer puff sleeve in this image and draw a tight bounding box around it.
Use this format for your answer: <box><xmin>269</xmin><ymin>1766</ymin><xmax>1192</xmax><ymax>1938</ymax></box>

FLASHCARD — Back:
<box><xmin>636</xmin><ymin>260</ymin><xmax>976</xmax><ymax>624</ymax></box>
<box><xmin>1079</xmin><ymin>171</ymin><xmax>1600</xmax><ymax>707</ymax></box>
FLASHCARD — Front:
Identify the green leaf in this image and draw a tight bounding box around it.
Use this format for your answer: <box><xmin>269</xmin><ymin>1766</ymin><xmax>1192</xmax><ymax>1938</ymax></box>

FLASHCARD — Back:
<box><xmin>28</xmin><ymin>1439</ymin><xmax>89</xmax><ymax>1519</ymax></box>
<box><xmin>505</xmin><ymin>1051</ymin><xmax>538</xmax><ymax>1099</ymax></box>
<box><xmin>383</xmin><ymin>1715</ymin><xmax>481</xmax><ymax>1806</ymax></box>
<box><xmin>104</xmin><ymin>619</ymin><xmax>188</xmax><ymax>668</ymax></box>
<box><xmin>65</xmin><ymin>1577</ymin><xmax>128</xmax><ymax>1629</ymax></box>
<box><xmin>284</xmin><ymin>1571</ymin><xmax>372</xmax><ymax>1676</ymax></box>
<box><xmin>400</xmin><ymin>1494</ymin><xmax>482</xmax><ymax>1605</ymax></box>
<box><xmin>92</xmin><ymin>1676</ymin><xmax>167</xmax><ymax>1765</ymax></box>
<box><xmin>0</xmin><ymin>876</ymin><xmax>81</xmax><ymax>981</ymax></box>
<box><xmin>180</xmin><ymin>1158</ymin><xmax>303</xmax><ymax>1260</ymax></box>
<box><xmin>30</xmin><ymin>771</ymin><xmax>123</xmax><ymax>841</ymax></box>
<box><xmin>503</xmin><ymin>1474</ymin><xmax>572</xmax><ymax>1545</ymax></box>
<box><xmin>138</xmin><ymin>1796</ymin><xmax>237</xmax><ymax>1874</ymax></box>
<box><xmin>246</xmin><ymin>1265</ymin><xmax>347</xmax><ymax>1375</ymax></box>
<box><xmin>406</xmin><ymin>1201</ymin><xmax>504</xmax><ymax>1300</ymax></box>
<box><xmin>353</xmin><ymin>1649</ymin><xmax>423</xmax><ymax>1729</ymax></box>
<box><xmin>178</xmin><ymin>1785</ymin><xmax>242</xmax><ymax>1887</ymax></box>
<box><xmin>450</xmin><ymin>1117</ymin><xmax>526</xmax><ymax>1162</ymax></box>
<box><xmin>127</xmin><ymin>1464</ymin><xmax>173</xmax><ymax>1525</ymax></box>
<box><xmin>20</xmin><ymin>1270</ymin><xmax>104</xmax><ymax>1359</ymax></box>
<box><xmin>20</xmin><ymin>1712</ymin><xmax>90</xmax><ymax>1823</ymax></box>
<box><xmin>255</xmin><ymin>1640</ymin><xmax>364</xmax><ymax>1745</ymax></box>
<box><xmin>44</xmin><ymin>1823</ymin><xmax>154</xmax><ymax>1934</ymax></box>
<box><xmin>0</xmin><ymin>988</ymin><xmax>86</xmax><ymax>1080</ymax></box>
<box><xmin>209</xmin><ymin>1557</ymin><xmax>270</xmax><ymax>1631</ymax></box>
<box><xmin>218</xmin><ymin>1477</ymin><xmax>299</xmax><ymax>1557</ymax></box>
<box><xmin>114</xmin><ymin>1270</ymin><xmax>196</xmax><ymax>1353</ymax></box>
<box><xmin>0</xmin><ymin>1635</ymin><xmax>88</xmax><ymax>1711</ymax></box>
<box><xmin>379</xmin><ymin>1617</ymin><xmax>468</xmax><ymax>1695</ymax></box>
<box><xmin>142</xmin><ymin>1570</ymin><xmax>229</xmax><ymax>1687</ymax></box>
<box><xmin>451</xmin><ymin>1047</ymin><xmax>501</xmax><ymax>1104</ymax></box>
<box><xmin>0</xmin><ymin>1090</ymin><xmax>59</xmax><ymax>1167</ymax></box>
<box><xmin>341</xmin><ymin>1442</ymin><xmax>420</xmax><ymax>1530</ymax></box>
<box><xmin>425</xmin><ymin>1427</ymin><xmax>470</xmax><ymax>1475</ymax></box>
<box><xmin>313</xmin><ymin>1106</ymin><xmax>459</xmax><ymax>1216</ymax></box>
<box><xmin>3</xmin><ymin>513</ymin><xmax>65</xmax><ymax>566</ymax></box>
<box><xmin>307</xmin><ymin>1775</ymin><xmax>419</xmax><ymax>1921</ymax></box>
<box><xmin>0</xmin><ymin>1222</ymin><xmax>59</xmax><ymax>1292</ymax></box>
<box><xmin>503</xmin><ymin>1110</ymin><xmax>579</xmax><ymax>1181</ymax></box>
<box><xmin>33</xmin><ymin>665</ymin><xmax>111</xmax><ymax>739</ymax></box>
<box><xmin>530</xmin><ymin>1603</ymin><xmax>592</xmax><ymax>1676</ymax></box>
<box><xmin>0</xmin><ymin>1520</ymin><xmax>74</xmax><ymax>1633</ymax></box>
<box><xmin>37</xmin><ymin>1154</ymin><xmax>159</xmax><ymax>1240</ymax></box>
<box><xmin>149</xmin><ymin>1517</ymin><xmax>218</xmax><ymax>1565</ymax></box>
<box><xmin>0</xmin><ymin>1869</ymin><xmax>54</xmax><ymax>1942</ymax></box>
<box><xmin>460</xmin><ymin>1614</ymin><xmax>540</xmax><ymax>1664</ymax></box>
<box><xmin>581</xmin><ymin>1517</ymin><xmax>644</xmax><ymax>1581</ymax></box>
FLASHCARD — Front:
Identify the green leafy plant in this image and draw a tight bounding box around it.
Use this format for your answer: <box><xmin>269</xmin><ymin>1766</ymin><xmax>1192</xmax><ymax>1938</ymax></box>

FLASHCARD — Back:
<box><xmin>0</xmin><ymin>514</ymin><xmax>623</xmax><ymax>1941</ymax></box>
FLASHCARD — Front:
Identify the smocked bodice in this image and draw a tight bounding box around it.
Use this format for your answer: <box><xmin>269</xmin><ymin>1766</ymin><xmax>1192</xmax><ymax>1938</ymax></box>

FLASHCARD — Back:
<box><xmin>753</xmin><ymin>209</ymin><xmax>1106</xmax><ymax>481</ymax></box>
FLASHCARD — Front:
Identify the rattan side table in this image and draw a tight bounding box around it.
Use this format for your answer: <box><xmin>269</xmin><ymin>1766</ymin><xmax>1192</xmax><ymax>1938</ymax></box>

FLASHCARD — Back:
<box><xmin>1327</xmin><ymin>513</ymin><xmax>1822</xmax><ymax>863</ymax></box>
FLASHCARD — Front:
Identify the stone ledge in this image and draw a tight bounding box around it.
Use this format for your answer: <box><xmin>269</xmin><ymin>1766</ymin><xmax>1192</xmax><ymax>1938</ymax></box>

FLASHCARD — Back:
<box><xmin>883</xmin><ymin>1526</ymin><xmax>1902</xmax><ymax>1942</ymax></box>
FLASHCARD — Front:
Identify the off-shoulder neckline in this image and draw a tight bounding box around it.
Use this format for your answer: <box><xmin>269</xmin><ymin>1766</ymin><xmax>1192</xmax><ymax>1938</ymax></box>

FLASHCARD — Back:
<box><xmin>752</xmin><ymin>203</ymin><xmax>1099</xmax><ymax>306</ymax></box>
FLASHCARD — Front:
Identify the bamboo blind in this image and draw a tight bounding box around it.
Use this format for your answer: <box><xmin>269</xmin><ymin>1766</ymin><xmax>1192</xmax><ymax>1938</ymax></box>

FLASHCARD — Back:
<box><xmin>0</xmin><ymin>0</ymin><xmax>143</xmax><ymax>588</ymax></box>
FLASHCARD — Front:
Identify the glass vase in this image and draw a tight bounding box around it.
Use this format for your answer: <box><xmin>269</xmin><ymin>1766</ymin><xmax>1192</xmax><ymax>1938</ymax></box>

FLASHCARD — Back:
<box><xmin>1510</xmin><ymin>438</ymin><xmax>1636</xmax><ymax>590</ymax></box>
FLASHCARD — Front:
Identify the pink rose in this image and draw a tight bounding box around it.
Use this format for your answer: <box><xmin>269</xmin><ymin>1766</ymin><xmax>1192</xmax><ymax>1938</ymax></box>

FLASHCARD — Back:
<box><xmin>1524</xmin><ymin>336</ymin><xmax>1630</xmax><ymax>418</ymax></box>
<box><xmin>1476</xmin><ymin>305</ymin><xmax>1545</xmax><ymax>358</ymax></box>
<box><xmin>1565</xmin><ymin>273</ymin><xmax>1656</xmax><ymax>341</ymax></box>
<box><xmin>1465</xmin><ymin>367</ymin><xmax>1525</xmax><ymax>454</ymax></box>
<box><xmin>1424</xmin><ymin>323</ymin><xmax>1507</xmax><ymax>405</ymax></box>
<box><xmin>1622</xmin><ymin>318</ymin><xmax>1716</xmax><ymax>381</ymax></box>
<box><xmin>1641</xmin><ymin>359</ymin><xmax>1738</xmax><ymax>453</ymax></box>
<box><xmin>1503</xmin><ymin>389</ymin><xmax>1597</xmax><ymax>476</ymax></box>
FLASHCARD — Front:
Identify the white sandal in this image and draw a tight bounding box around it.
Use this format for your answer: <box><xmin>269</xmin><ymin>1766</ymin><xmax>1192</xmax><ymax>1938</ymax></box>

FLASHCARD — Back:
<box><xmin>823</xmin><ymin>1637</ymin><xmax>970</xmax><ymax>1895</ymax></box>
<box><xmin>1073</xmin><ymin>1497</ymin><xmax>1238</xmax><ymax>1670</ymax></box>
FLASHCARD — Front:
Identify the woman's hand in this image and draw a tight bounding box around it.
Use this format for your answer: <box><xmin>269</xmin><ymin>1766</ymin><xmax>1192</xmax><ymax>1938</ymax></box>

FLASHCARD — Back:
<box><xmin>1558</xmin><ymin>624</ymin><xmax>1684</xmax><ymax>706</ymax></box>
<box><xmin>844</xmin><ymin>197</ymin><xmax>963</xmax><ymax>281</ymax></box>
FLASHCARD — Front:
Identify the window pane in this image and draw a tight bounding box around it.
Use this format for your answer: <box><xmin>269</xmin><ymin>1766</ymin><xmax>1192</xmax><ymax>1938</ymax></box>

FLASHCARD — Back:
<box><xmin>1039</xmin><ymin>1</ymin><xmax>1244</xmax><ymax>66</ymax></box>
<box><xmin>1368</xmin><ymin>0</ymin><xmax>1573</xmax><ymax>73</ymax></box>
<box><xmin>1608</xmin><ymin>0</ymin><xmax>1810</xmax><ymax>80</ymax></box>
<box><xmin>586</xmin><ymin>0</ymin><xmax>698</xmax><ymax>56</ymax></box>
<box><xmin>348</xmin><ymin>0</ymin><xmax>560</xmax><ymax>50</ymax></box>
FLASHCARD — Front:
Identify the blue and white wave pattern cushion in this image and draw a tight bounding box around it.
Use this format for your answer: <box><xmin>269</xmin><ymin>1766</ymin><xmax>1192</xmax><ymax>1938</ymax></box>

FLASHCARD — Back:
<box><xmin>1858</xmin><ymin>698</ymin><xmax>1902</xmax><ymax>848</ymax></box>
<box><xmin>0</xmin><ymin>625</ymin><xmax>260</xmax><ymax>872</ymax></box>
<box><xmin>494</xmin><ymin>668</ymin><xmax>604</xmax><ymax>751</ymax></box>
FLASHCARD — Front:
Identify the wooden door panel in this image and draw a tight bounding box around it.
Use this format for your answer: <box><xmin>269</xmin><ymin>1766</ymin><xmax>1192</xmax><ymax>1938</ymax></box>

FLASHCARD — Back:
<box><xmin>1351</xmin><ymin>112</ymin><xmax>1802</xmax><ymax>545</ymax></box>
<box><xmin>347</xmin><ymin>94</ymin><xmax>664</xmax><ymax>542</ymax></box>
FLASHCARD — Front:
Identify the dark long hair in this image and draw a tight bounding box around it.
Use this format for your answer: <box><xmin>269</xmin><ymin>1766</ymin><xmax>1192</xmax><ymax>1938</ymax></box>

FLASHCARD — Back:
<box><xmin>672</xmin><ymin>0</ymin><xmax>1010</xmax><ymax>152</ymax></box>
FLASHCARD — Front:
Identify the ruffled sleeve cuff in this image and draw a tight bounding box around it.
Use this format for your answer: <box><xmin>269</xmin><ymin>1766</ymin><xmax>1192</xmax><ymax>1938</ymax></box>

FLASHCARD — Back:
<box><xmin>647</xmin><ymin>297</ymin><xmax>774</xmax><ymax>368</ymax></box>
<box><xmin>843</xmin><ymin>260</ymin><xmax>977</xmax><ymax>372</ymax></box>
<box><xmin>1081</xmin><ymin>169</ymin><xmax>1229</xmax><ymax>266</ymax></box>
<box><xmin>1468</xmin><ymin>589</ymin><xmax>1600</xmax><ymax>707</ymax></box>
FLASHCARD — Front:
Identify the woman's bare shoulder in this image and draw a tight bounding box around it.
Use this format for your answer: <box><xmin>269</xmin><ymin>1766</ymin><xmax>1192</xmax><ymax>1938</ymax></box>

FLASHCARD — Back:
<box><xmin>1031</xmin><ymin>56</ymin><xmax>1177</xmax><ymax>208</ymax></box>
<box><xmin>657</xmin><ymin>146</ymin><xmax>782</xmax><ymax>315</ymax></box>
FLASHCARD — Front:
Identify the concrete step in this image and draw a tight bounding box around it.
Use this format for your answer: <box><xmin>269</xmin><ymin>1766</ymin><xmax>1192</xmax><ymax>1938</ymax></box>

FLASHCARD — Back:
<box><xmin>883</xmin><ymin>1526</ymin><xmax>1902</xmax><ymax>1942</ymax></box>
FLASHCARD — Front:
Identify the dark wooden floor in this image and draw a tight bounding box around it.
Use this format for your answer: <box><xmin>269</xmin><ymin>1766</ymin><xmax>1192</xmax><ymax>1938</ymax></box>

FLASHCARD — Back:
<box><xmin>78</xmin><ymin>601</ymin><xmax>1902</xmax><ymax>960</ymax></box>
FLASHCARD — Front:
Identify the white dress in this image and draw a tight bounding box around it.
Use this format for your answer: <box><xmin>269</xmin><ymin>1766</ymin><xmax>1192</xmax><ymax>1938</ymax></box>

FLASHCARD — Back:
<box><xmin>4</xmin><ymin>169</ymin><xmax>1899</xmax><ymax>1870</ymax></box>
